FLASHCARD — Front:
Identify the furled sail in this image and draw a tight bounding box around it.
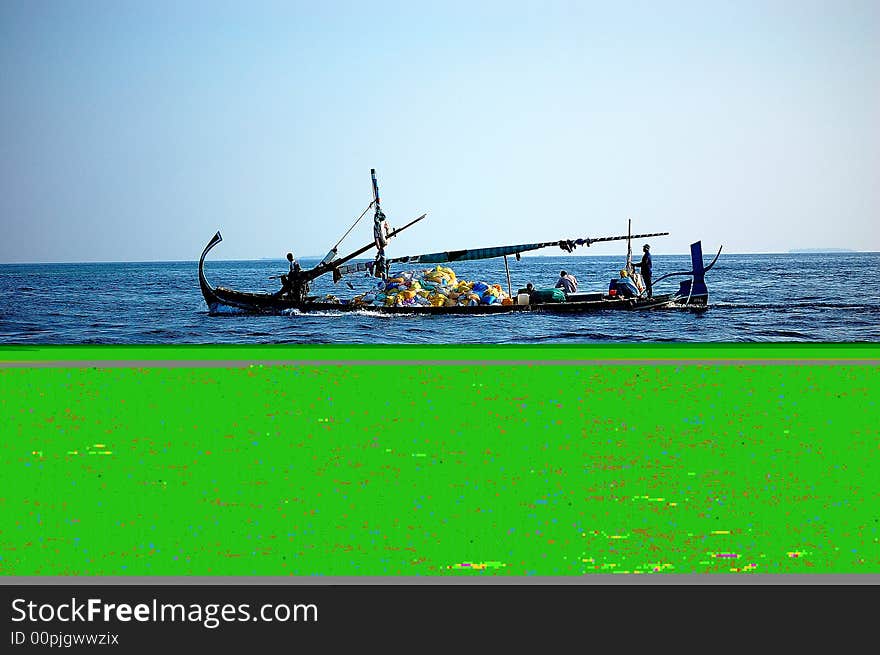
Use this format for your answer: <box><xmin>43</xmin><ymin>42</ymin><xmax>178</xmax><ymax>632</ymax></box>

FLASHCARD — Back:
<box><xmin>388</xmin><ymin>232</ymin><xmax>669</xmax><ymax>266</ymax></box>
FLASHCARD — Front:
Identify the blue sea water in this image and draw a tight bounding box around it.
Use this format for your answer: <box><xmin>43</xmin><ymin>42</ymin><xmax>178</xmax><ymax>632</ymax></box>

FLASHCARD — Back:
<box><xmin>1</xmin><ymin>252</ymin><xmax>878</xmax><ymax>344</ymax></box>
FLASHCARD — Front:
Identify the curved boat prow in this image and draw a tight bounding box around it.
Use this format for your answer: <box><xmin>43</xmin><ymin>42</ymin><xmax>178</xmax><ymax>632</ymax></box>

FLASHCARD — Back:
<box><xmin>199</xmin><ymin>231</ymin><xmax>223</xmax><ymax>309</ymax></box>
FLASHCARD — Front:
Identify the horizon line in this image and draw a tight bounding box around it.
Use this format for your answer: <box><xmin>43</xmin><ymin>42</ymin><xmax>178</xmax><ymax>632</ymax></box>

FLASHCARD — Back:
<box><xmin>0</xmin><ymin>250</ymin><xmax>875</xmax><ymax>266</ymax></box>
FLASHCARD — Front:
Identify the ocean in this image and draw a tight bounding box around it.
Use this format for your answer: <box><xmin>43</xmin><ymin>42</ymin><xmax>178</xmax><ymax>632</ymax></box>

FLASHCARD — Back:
<box><xmin>1</xmin><ymin>252</ymin><xmax>878</xmax><ymax>344</ymax></box>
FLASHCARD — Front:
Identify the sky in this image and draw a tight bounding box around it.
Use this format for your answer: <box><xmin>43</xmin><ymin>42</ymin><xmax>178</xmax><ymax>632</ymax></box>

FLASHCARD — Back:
<box><xmin>0</xmin><ymin>0</ymin><xmax>877</xmax><ymax>263</ymax></box>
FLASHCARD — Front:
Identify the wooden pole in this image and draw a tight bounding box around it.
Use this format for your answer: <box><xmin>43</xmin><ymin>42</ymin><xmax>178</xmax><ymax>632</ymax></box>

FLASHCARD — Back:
<box><xmin>626</xmin><ymin>218</ymin><xmax>632</xmax><ymax>274</ymax></box>
<box><xmin>504</xmin><ymin>255</ymin><xmax>512</xmax><ymax>298</ymax></box>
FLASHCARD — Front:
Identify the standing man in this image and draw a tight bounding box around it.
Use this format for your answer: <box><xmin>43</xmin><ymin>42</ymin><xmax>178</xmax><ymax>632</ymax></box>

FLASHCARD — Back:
<box><xmin>371</xmin><ymin>168</ymin><xmax>389</xmax><ymax>250</ymax></box>
<box><xmin>633</xmin><ymin>244</ymin><xmax>653</xmax><ymax>298</ymax></box>
<box><xmin>371</xmin><ymin>168</ymin><xmax>392</xmax><ymax>277</ymax></box>
<box><xmin>373</xmin><ymin>207</ymin><xmax>390</xmax><ymax>250</ymax></box>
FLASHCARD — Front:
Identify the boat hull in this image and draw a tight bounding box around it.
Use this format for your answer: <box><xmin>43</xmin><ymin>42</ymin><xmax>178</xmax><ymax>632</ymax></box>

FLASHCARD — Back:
<box><xmin>204</xmin><ymin>285</ymin><xmax>679</xmax><ymax>316</ymax></box>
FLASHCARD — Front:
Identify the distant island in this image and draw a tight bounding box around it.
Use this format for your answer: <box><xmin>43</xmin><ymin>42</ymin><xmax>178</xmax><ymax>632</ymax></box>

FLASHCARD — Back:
<box><xmin>789</xmin><ymin>248</ymin><xmax>856</xmax><ymax>253</ymax></box>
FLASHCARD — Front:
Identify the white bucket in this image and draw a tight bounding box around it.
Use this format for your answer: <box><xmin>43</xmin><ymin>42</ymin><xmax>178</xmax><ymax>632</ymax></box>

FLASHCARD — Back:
<box><xmin>517</xmin><ymin>293</ymin><xmax>530</xmax><ymax>306</ymax></box>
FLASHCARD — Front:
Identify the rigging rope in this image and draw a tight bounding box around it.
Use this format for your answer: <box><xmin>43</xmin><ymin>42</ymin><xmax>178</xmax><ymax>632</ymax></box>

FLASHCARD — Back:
<box><xmin>331</xmin><ymin>200</ymin><xmax>375</xmax><ymax>251</ymax></box>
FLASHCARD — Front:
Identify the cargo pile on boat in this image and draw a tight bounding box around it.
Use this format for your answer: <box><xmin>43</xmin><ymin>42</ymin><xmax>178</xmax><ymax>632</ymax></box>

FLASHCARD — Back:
<box><xmin>349</xmin><ymin>266</ymin><xmax>513</xmax><ymax>308</ymax></box>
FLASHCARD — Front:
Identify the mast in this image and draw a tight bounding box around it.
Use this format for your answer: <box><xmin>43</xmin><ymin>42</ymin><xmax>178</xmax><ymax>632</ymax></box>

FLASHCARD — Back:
<box><xmin>371</xmin><ymin>168</ymin><xmax>381</xmax><ymax>208</ymax></box>
<box><xmin>371</xmin><ymin>168</ymin><xmax>390</xmax><ymax>252</ymax></box>
<box><xmin>626</xmin><ymin>218</ymin><xmax>633</xmax><ymax>275</ymax></box>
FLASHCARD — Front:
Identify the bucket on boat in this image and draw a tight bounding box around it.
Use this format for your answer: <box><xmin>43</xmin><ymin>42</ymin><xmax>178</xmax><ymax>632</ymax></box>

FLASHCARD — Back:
<box><xmin>517</xmin><ymin>293</ymin><xmax>530</xmax><ymax>306</ymax></box>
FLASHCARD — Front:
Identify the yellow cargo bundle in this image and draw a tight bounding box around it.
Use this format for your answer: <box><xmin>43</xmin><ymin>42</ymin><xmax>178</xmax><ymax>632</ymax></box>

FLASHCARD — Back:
<box><xmin>438</xmin><ymin>266</ymin><xmax>456</xmax><ymax>283</ymax></box>
<box><xmin>430</xmin><ymin>266</ymin><xmax>454</xmax><ymax>283</ymax></box>
<box><xmin>373</xmin><ymin>265</ymin><xmax>523</xmax><ymax>307</ymax></box>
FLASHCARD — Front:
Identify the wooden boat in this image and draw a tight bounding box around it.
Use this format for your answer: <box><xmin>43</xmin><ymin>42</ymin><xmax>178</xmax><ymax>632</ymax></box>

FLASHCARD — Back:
<box><xmin>198</xmin><ymin>171</ymin><xmax>720</xmax><ymax>316</ymax></box>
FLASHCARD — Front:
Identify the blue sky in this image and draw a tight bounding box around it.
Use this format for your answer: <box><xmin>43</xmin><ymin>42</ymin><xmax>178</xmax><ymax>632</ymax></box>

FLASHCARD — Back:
<box><xmin>1</xmin><ymin>0</ymin><xmax>877</xmax><ymax>262</ymax></box>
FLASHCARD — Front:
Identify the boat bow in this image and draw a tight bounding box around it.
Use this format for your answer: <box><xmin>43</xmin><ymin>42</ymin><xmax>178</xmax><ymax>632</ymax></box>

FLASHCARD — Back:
<box><xmin>199</xmin><ymin>231</ymin><xmax>223</xmax><ymax>307</ymax></box>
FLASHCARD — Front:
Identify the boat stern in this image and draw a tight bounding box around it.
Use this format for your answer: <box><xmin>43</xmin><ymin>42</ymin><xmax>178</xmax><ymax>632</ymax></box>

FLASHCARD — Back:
<box><xmin>672</xmin><ymin>240</ymin><xmax>719</xmax><ymax>307</ymax></box>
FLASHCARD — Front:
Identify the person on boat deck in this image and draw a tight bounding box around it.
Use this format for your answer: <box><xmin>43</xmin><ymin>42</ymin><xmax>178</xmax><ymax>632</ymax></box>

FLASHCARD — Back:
<box><xmin>555</xmin><ymin>271</ymin><xmax>579</xmax><ymax>294</ymax></box>
<box><xmin>516</xmin><ymin>282</ymin><xmax>535</xmax><ymax>297</ymax></box>
<box><xmin>292</xmin><ymin>265</ymin><xmax>310</xmax><ymax>302</ymax></box>
<box><xmin>616</xmin><ymin>269</ymin><xmax>640</xmax><ymax>298</ymax></box>
<box><xmin>275</xmin><ymin>253</ymin><xmax>297</xmax><ymax>297</ymax></box>
<box><xmin>632</xmin><ymin>244</ymin><xmax>653</xmax><ymax>298</ymax></box>
<box><xmin>276</xmin><ymin>253</ymin><xmax>309</xmax><ymax>301</ymax></box>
